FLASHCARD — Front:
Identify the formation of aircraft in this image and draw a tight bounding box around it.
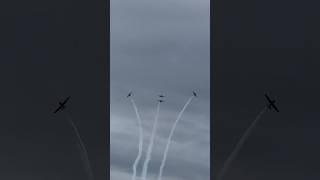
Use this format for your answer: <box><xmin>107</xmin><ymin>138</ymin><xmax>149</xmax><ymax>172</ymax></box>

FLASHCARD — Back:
<box><xmin>264</xmin><ymin>93</ymin><xmax>279</xmax><ymax>112</ymax></box>
<box><xmin>126</xmin><ymin>91</ymin><xmax>198</xmax><ymax>99</ymax></box>
<box><xmin>53</xmin><ymin>96</ymin><xmax>71</xmax><ymax>114</ymax></box>
<box><xmin>52</xmin><ymin>91</ymin><xmax>278</xmax><ymax>118</ymax></box>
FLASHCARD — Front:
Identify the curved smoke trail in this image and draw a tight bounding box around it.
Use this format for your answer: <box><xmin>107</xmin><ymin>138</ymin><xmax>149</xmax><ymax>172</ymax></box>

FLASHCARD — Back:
<box><xmin>141</xmin><ymin>102</ymin><xmax>161</xmax><ymax>180</ymax></box>
<box><xmin>216</xmin><ymin>107</ymin><xmax>267</xmax><ymax>180</ymax></box>
<box><xmin>67</xmin><ymin>115</ymin><xmax>94</xmax><ymax>180</ymax></box>
<box><xmin>157</xmin><ymin>96</ymin><xmax>194</xmax><ymax>180</ymax></box>
<box><xmin>130</xmin><ymin>99</ymin><xmax>144</xmax><ymax>180</ymax></box>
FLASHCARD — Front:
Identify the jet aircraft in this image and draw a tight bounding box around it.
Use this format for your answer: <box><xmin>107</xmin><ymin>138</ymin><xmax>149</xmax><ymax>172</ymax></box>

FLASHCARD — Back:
<box><xmin>193</xmin><ymin>91</ymin><xmax>197</xmax><ymax>97</ymax></box>
<box><xmin>127</xmin><ymin>92</ymin><xmax>132</xmax><ymax>98</ymax></box>
<box><xmin>264</xmin><ymin>93</ymin><xmax>279</xmax><ymax>112</ymax></box>
<box><xmin>53</xmin><ymin>96</ymin><xmax>71</xmax><ymax>114</ymax></box>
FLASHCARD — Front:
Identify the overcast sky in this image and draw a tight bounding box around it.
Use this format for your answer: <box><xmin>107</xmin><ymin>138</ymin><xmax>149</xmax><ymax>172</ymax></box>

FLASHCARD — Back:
<box><xmin>110</xmin><ymin>0</ymin><xmax>210</xmax><ymax>179</ymax></box>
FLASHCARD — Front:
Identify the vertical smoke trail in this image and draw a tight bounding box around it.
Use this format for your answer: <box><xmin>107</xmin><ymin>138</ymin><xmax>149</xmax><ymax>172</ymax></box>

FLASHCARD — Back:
<box><xmin>130</xmin><ymin>99</ymin><xmax>144</xmax><ymax>180</ymax></box>
<box><xmin>68</xmin><ymin>116</ymin><xmax>94</xmax><ymax>180</ymax></box>
<box><xmin>141</xmin><ymin>102</ymin><xmax>161</xmax><ymax>180</ymax></box>
<box><xmin>157</xmin><ymin>96</ymin><xmax>194</xmax><ymax>180</ymax></box>
<box><xmin>216</xmin><ymin>107</ymin><xmax>267</xmax><ymax>180</ymax></box>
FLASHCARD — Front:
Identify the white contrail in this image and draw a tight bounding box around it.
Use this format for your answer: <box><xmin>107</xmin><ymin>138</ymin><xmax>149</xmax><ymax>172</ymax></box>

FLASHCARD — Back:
<box><xmin>141</xmin><ymin>102</ymin><xmax>161</xmax><ymax>180</ymax></box>
<box><xmin>216</xmin><ymin>107</ymin><xmax>267</xmax><ymax>180</ymax></box>
<box><xmin>68</xmin><ymin>116</ymin><xmax>94</xmax><ymax>180</ymax></box>
<box><xmin>130</xmin><ymin>98</ymin><xmax>144</xmax><ymax>180</ymax></box>
<box><xmin>157</xmin><ymin>96</ymin><xmax>194</xmax><ymax>180</ymax></box>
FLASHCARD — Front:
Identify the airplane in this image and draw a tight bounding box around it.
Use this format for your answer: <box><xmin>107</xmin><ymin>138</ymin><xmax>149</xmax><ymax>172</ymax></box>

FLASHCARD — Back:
<box><xmin>157</xmin><ymin>100</ymin><xmax>164</xmax><ymax>103</ymax></box>
<box><xmin>264</xmin><ymin>94</ymin><xmax>279</xmax><ymax>112</ymax></box>
<box><xmin>158</xmin><ymin>95</ymin><xmax>165</xmax><ymax>98</ymax></box>
<box><xmin>127</xmin><ymin>92</ymin><xmax>132</xmax><ymax>98</ymax></box>
<box><xmin>193</xmin><ymin>91</ymin><xmax>197</xmax><ymax>97</ymax></box>
<box><xmin>53</xmin><ymin>96</ymin><xmax>71</xmax><ymax>114</ymax></box>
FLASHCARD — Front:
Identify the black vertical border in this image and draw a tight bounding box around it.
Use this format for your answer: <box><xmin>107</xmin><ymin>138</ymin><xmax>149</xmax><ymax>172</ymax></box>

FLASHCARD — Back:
<box><xmin>106</xmin><ymin>0</ymin><xmax>110</xmax><ymax>178</ymax></box>
<box><xmin>210</xmin><ymin>0</ymin><xmax>215</xmax><ymax>178</ymax></box>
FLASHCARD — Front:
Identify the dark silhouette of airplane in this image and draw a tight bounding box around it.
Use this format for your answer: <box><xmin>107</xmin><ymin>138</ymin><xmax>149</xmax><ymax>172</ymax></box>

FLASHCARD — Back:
<box><xmin>157</xmin><ymin>100</ymin><xmax>164</xmax><ymax>103</ymax></box>
<box><xmin>193</xmin><ymin>91</ymin><xmax>197</xmax><ymax>97</ymax></box>
<box><xmin>264</xmin><ymin>94</ymin><xmax>279</xmax><ymax>112</ymax></box>
<box><xmin>158</xmin><ymin>95</ymin><xmax>165</xmax><ymax>98</ymax></box>
<box><xmin>127</xmin><ymin>92</ymin><xmax>132</xmax><ymax>98</ymax></box>
<box><xmin>53</xmin><ymin>96</ymin><xmax>71</xmax><ymax>114</ymax></box>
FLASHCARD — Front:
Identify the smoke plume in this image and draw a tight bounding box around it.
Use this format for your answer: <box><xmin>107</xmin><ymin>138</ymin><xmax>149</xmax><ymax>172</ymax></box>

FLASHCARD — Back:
<box><xmin>217</xmin><ymin>107</ymin><xmax>267</xmax><ymax>180</ymax></box>
<box><xmin>157</xmin><ymin>96</ymin><xmax>194</xmax><ymax>180</ymax></box>
<box><xmin>141</xmin><ymin>101</ymin><xmax>161</xmax><ymax>180</ymax></box>
<box><xmin>67</xmin><ymin>116</ymin><xmax>94</xmax><ymax>180</ymax></box>
<box><xmin>130</xmin><ymin>98</ymin><xmax>144</xmax><ymax>180</ymax></box>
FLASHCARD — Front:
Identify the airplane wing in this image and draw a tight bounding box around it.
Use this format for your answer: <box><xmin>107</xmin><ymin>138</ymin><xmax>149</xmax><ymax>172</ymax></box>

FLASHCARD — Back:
<box><xmin>264</xmin><ymin>94</ymin><xmax>272</xmax><ymax>102</ymax></box>
<box><xmin>62</xmin><ymin>96</ymin><xmax>70</xmax><ymax>104</ymax></box>
<box><xmin>53</xmin><ymin>106</ymin><xmax>62</xmax><ymax>114</ymax></box>
<box><xmin>271</xmin><ymin>104</ymin><xmax>279</xmax><ymax>112</ymax></box>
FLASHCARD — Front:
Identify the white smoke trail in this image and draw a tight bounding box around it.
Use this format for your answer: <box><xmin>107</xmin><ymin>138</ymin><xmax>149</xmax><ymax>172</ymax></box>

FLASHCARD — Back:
<box><xmin>157</xmin><ymin>96</ymin><xmax>194</xmax><ymax>180</ymax></box>
<box><xmin>130</xmin><ymin>98</ymin><xmax>144</xmax><ymax>180</ymax></box>
<box><xmin>216</xmin><ymin>107</ymin><xmax>267</xmax><ymax>180</ymax></box>
<box><xmin>67</xmin><ymin>116</ymin><xmax>94</xmax><ymax>180</ymax></box>
<box><xmin>141</xmin><ymin>102</ymin><xmax>161</xmax><ymax>180</ymax></box>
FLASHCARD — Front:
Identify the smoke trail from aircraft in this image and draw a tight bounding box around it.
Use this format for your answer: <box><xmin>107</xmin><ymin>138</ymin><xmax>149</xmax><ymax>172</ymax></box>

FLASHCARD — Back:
<box><xmin>216</xmin><ymin>107</ymin><xmax>267</xmax><ymax>180</ymax></box>
<box><xmin>141</xmin><ymin>101</ymin><xmax>161</xmax><ymax>180</ymax></box>
<box><xmin>157</xmin><ymin>96</ymin><xmax>194</xmax><ymax>180</ymax></box>
<box><xmin>67</xmin><ymin>116</ymin><xmax>94</xmax><ymax>180</ymax></box>
<box><xmin>130</xmin><ymin>99</ymin><xmax>144</xmax><ymax>180</ymax></box>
